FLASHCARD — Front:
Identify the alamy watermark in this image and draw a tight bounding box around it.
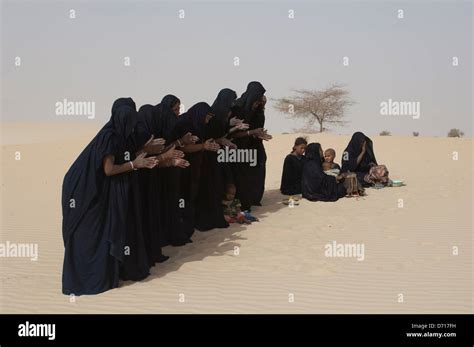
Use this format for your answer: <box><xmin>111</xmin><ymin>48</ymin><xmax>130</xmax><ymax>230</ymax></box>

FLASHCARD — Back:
<box><xmin>0</xmin><ymin>241</ymin><xmax>38</xmax><ymax>261</ymax></box>
<box><xmin>18</xmin><ymin>321</ymin><xmax>55</xmax><ymax>341</ymax></box>
<box><xmin>217</xmin><ymin>147</ymin><xmax>257</xmax><ymax>167</ymax></box>
<box><xmin>324</xmin><ymin>241</ymin><xmax>365</xmax><ymax>261</ymax></box>
<box><xmin>380</xmin><ymin>98</ymin><xmax>420</xmax><ymax>119</ymax></box>
<box><xmin>55</xmin><ymin>98</ymin><xmax>95</xmax><ymax>119</ymax></box>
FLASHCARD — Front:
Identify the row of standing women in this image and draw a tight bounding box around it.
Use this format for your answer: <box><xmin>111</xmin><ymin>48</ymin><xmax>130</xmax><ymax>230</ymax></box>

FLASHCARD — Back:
<box><xmin>62</xmin><ymin>82</ymin><xmax>269</xmax><ymax>295</ymax></box>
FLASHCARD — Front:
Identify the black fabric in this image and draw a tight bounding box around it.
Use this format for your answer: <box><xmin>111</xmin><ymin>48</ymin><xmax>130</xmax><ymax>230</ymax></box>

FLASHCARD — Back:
<box><xmin>174</xmin><ymin>102</ymin><xmax>213</xmax><ymax>141</ymax></box>
<box><xmin>232</xmin><ymin>81</ymin><xmax>266</xmax><ymax>117</ymax></box>
<box><xmin>136</xmin><ymin>104</ymin><xmax>162</xmax><ymax>144</ymax></box>
<box><xmin>62</xmin><ymin>98</ymin><xmax>138</xmax><ymax>295</ymax></box>
<box><xmin>174</xmin><ymin>102</ymin><xmax>228</xmax><ymax>231</ymax></box>
<box><xmin>158</xmin><ymin>94</ymin><xmax>180</xmax><ymax>144</ymax></box>
<box><xmin>340</xmin><ymin>132</ymin><xmax>377</xmax><ymax>187</ymax></box>
<box><xmin>280</xmin><ymin>154</ymin><xmax>305</xmax><ymax>195</ymax></box>
<box><xmin>153</xmin><ymin>95</ymin><xmax>194</xmax><ymax>246</ymax></box>
<box><xmin>341</xmin><ymin>132</ymin><xmax>377</xmax><ymax>173</ymax></box>
<box><xmin>231</xmin><ymin>81</ymin><xmax>267</xmax><ymax>210</ymax></box>
<box><xmin>134</xmin><ymin>104</ymin><xmax>167</xmax><ymax>263</ymax></box>
<box><xmin>194</xmin><ymin>90</ymin><xmax>237</xmax><ymax>231</ymax></box>
<box><xmin>114</xmin><ymin>104</ymin><xmax>151</xmax><ymax>282</ymax></box>
<box><xmin>302</xmin><ymin>143</ymin><xmax>346</xmax><ymax>202</ymax></box>
<box><xmin>209</xmin><ymin>88</ymin><xmax>237</xmax><ymax>139</ymax></box>
<box><xmin>157</xmin><ymin>101</ymin><xmax>212</xmax><ymax>244</ymax></box>
<box><xmin>119</xmin><ymin>170</ymin><xmax>151</xmax><ymax>281</ymax></box>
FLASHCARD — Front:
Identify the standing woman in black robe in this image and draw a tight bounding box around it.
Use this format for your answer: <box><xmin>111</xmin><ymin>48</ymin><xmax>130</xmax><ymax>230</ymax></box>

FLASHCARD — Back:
<box><xmin>193</xmin><ymin>89</ymin><xmax>237</xmax><ymax>231</ymax></box>
<box><xmin>340</xmin><ymin>132</ymin><xmax>378</xmax><ymax>187</ymax></box>
<box><xmin>149</xmin><ymin>95</ymin><xmax>197</xmax><ymax>247</ymax></box>
<box><xmin>173</xmin><ymin>102</ymin><xmax>221</xmax><ymax>233</ymax></box>
<box><xmin>301</xmin><ymin>143</ymin><xmax>346</xmax><ymax>202</ymax></box>
<box><xmin>62</xmin><ymin>98</ymin><xmax>158</xmax><ymax>295</ymax></box>
<box><xmin>230</xmin><ymin>81</ymin><xmax>272</xmax><ymax>211</ymax></box>
<box><xmin>135</xmin><ymin>104</ymin><xmax>189</xmax><ymax>265</ymax></box>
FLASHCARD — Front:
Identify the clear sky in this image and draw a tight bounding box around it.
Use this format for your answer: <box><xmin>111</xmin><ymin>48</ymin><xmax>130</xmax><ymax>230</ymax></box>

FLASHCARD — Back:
<box><xmin>1</xmin><ymin>0</ymin><xmax>472</xmax><ymax>136</ymax></box>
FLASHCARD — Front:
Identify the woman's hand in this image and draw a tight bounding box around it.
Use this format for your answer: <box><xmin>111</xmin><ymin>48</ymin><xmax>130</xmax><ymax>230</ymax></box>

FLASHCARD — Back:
<box><xmin>180</xmin><ymin>132</ymin><xmax>199</xmax><ymax>146</ymax></box>
<box><xmin>361</xmin><ymin>140</ymin><xmax>367</xmax><ymax>154</ymax></box>
<box><xmin>153</xmin><ymin>137</ymin><xmax>166</xmax><ymax>146</ymax></box>
<box><xmin>335</xmin><ymin>172</ymin><xmax>348</xmax><ymax>182</ymax></box>
<box><xmin>203</xmin><ymin>138</ymin><xmax>220</xmax><ymax>152</ymax></box>
<box><xmin>160</xmin><ymin>145</ymin><xmax>184</xmax><ymax>160</ymax></box>
<box><xmin>258</xmin><ymin>129</ymin><xmax>272</xmax><ymax>141</ymax></box>
<box><xmin>251</xmin><ymin>128</ymin><xmax>265</xmax><ymax>138</ymax></box>
<box><xmin>171</xmin><ymin>158</ymin><xmax>190</xmax><ymax>168</ymax></box>
<box><xmin>133</xmin><ymin>152</ymin><xmax>158</xmax><ymax>169</ymax></box>
<box><xmin>143</xmin><ymin>135</ymin><xmax>166</xmax><ymax>153</ymax></box>
<box><xmin>229</xmin><ymin>117</ymin><xmax>241</xmax><ymax>127</ymax></box>
<box><xmin>235</xmin><ymin>122</ymin><xmax>249</xmax><ymax>130</ymax></box>
<box><xmin>218</xmin><ymin>137</ymin><xmax>237</xmax><ymax>149</ymax></box>
<box><xmin>229</xmin><ymin>117</ymin><xmax>249</xmax><ymax>130</ymax></box>
<box><xmin>228</xmin><ymin>122</ymin><xmax>249</xmax><ymax>135</ymax></box>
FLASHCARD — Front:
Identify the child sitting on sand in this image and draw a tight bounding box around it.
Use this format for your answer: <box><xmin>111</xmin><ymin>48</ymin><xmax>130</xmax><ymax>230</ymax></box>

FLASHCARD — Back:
<box><xmin>324</xmin><ymin>148</ymin><xmax>341</xmax><ymax>170</ymax></box>
<box><xmin>222</xmin><ymin>184</ymin><xmax>258</xmax><ymax>224</ymax></box>
<box><xmin>322</xmin><ymin>161</ymin><xmax>340</xmax><ymax>177</ymax></box>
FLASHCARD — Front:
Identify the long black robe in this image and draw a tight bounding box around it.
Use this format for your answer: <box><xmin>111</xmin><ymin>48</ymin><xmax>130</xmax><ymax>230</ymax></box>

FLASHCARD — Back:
<box><xmin>155</xmin><ymin>95</ymin><xmax>193</xmax><ymax>246</ymax></box>
<box><xmin>280</xmin><ymin>153</ymin><xmax>305</xmax><ymax>195</ymax></box>
<box><xmin>211</xmin><ymin>89</ymin><xmax>238</xmax><ymax>201</ymax></box>
<box><xmin>135</xmin><ymin>104</ymin><xmax>167</xmax><ymax>264</ymax></box>
<box><xmin>173</xmin><ymin>102</ymin><xmax>228</xmax><ymax>232</ymax></box>
<box><xmin>231</xmin><ymin>81</ymin><xmax>267</xmax><ymax>210</ymax></box>
<box><xmin>119</xmin><ymin>165</ymin><xmax>151</xmax><ymax>282</ymax></box>
<box><xmin>62</xmin><ymin>98</ymin><xmax>140</xmax><ymax>295</ymax></box>
<box><xmin>340</xmin><ymin>132</ymin><xmax>378</xmax><ymax>187</ymax></box>
<box><xmin>193</xmin><ymin>89</ymin><xmax>237</xmax><ymax>231</ymax></box>
<box><xmin>302</xmin><ymin>143</ymin><xmax>346</xmax><ymax>202</ymax></box>
<box><xmin>113</xmin><ymin>102</ymin><xmax>152</xmax><ymax>282</ymax></box>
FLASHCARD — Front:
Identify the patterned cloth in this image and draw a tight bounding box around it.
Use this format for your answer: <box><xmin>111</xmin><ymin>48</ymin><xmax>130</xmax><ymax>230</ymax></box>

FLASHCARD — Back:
<box><xmin>364</xmin><ymin>165</ymin><xmax>389</xmax><ymax>185</ymax></box>
<box><xmin>222</xmin><ymin>199</ymin><xmax>242</xmax><ymax>217</ymax></box>
<box><xmin>324</xmin><ymin>168</ymin><xmax>340</xmax><ymax>177</ymax></box>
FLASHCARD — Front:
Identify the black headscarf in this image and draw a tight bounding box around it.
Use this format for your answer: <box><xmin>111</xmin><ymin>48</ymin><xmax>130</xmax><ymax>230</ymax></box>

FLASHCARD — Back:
<box><xmin>137</xmin><ymin>104</ymin><xmax>160</xmax><ymax>136</ymax></box>
<box><xmin>231</xmin><ymin>81</ymin><xmax>267</xmax><ymax>210</ymax></box>
<box><xmin>232</xmin><ymin>81</ymin><xmax>266</xmax><ymax>122</ymax></box>
<box><xmin>174</xmin><ymin>102</ymin><xmax>213</xmax><ymax>141</ymax></box>
<box><xmin>136</xmin><ymin>103</ymin><xmax>163</xmax><ymax>147</ymax></box>
<box><xmin>107</xmin><ymin>97</ymin><xmax>137</xmax><ymax>143</ymax></box>
<box><xmin>208</xmin><ymin>88</ymin><xmax>237</xmax><ymax>139</ymax></box>
<box><xmin>301</xmin><ymin>143</ymin><xmax>346</xmax><ymax>202</ymax></box>
<box><xmin>157</xmin><ymin>94</ymin><xmax>180</xmax><ymax>142</ymax></box>
<box><xmin>341</xmin><ymin>132</ymin><xmax>377</xmax><ymax>173</ymax></box>
<box><xmin>231</xmin><ymin>81</ymin><xmax>267</xmax><ymax>147</ymax></box>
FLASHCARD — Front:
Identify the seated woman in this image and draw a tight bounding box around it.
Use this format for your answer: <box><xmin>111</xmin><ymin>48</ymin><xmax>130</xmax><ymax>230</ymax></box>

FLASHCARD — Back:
<box><xmin>340</xmin><ymin>132</ymin><xmax>378</xmax><ymax>187</ymax></box>
<box><xmin>280</xmin><ymin>137</ymin><xmax>307</xmax><ymax>195</ymax></box>
<box><xmin>301</xmin><ymin>143</ymin><xmax>346</xmax><ymax>202</ymax></box>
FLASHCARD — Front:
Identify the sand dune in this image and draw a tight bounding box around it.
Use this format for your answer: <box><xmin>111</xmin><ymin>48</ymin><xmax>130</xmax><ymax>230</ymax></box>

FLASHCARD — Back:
<box><xmin>0</xmin><ymin>123</ymin><xmax>472</xmax><ymax>313</ymax></box>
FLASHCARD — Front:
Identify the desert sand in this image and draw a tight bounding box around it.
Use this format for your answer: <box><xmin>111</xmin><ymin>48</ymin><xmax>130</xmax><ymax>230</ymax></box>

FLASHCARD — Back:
<box><xmin>0</xmin><ymin>122</ymin><xmax>472</xmax><ymax>313</ymax></box>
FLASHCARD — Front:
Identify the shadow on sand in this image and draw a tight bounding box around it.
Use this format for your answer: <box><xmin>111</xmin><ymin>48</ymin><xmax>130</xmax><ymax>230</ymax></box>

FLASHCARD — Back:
<box><xmin>121</xmin><ymin>189</ymin><xmax>289</xmax><ymax>287</ymax></box>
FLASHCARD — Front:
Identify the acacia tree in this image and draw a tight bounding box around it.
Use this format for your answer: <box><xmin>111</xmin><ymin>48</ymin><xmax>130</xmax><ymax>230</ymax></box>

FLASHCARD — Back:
<box><xmin>447</xmin><ymin>128</ymin><xmax>464</xmax><ymax>138</ymax></box>
<box><xmin>274</xmin><ymin>83</ymin><xmax>354</xmax><ymax>133</ymax></box>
